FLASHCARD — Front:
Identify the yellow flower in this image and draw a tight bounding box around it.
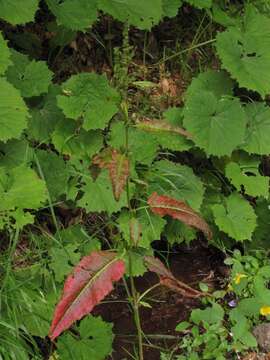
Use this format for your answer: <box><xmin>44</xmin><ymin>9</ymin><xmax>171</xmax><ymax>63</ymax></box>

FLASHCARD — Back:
<box><xmin>260</xmin><ymin>306</ymin><xmax>270</xmax><ymax>316</ymax></box>
<box><xmin>233</xmin><ymin>273</ymin><xmax>247</xmax><ymax>285</ymax></box>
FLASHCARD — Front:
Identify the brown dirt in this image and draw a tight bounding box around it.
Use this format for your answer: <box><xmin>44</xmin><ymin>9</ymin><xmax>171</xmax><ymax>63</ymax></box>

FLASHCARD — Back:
<box><xmin>93</xmin><ymin>243</ymin><xmax>226</xmax><ymax>360</ymax></box>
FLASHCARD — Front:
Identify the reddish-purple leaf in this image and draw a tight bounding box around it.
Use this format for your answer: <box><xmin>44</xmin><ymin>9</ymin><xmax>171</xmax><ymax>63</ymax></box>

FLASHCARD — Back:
<box><xmin>148</xmin><ymin>192</ymin><xmax>212</xmax><ymax>240</ymax></box>
<box><xmin>92</xmin><ymin>148</ymin><xmax>113</xmax><ymax>169</ymax></box>
<box><xmin>49</xmin><ymin>251</ymin><xmax>125</xmax><ymax>340</ymax></box>
<box><xmin>144</xmin><ymin>256</ymin><xmax>204</xmax><ymax>298</ymax></box>
<box><xmin>108</xmin><ymin>149</ymin><xmax>129</xmax><ymax>201</ymax></box>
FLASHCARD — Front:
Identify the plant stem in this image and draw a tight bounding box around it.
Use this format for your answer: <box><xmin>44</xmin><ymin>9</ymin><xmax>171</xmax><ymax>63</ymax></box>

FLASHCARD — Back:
<box><xmin>128</xmin><ymin>253</ymin><xmax>144</xmax><ymax>360</ymax></box>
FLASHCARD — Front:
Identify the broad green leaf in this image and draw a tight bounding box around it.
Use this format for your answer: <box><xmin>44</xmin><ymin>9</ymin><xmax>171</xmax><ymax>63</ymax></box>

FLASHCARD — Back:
<box><xmin>57</xmin><ymin>316</ymin><xmax>114</xmax><ymax>360</ymax></box>
<box><xmin>59</xmin><ymin>225</ymin><xmax>101</xmax><ymax>255</ymax></box>
<box><xmin>6</xmin><ymin>50</ymin><xmax>53</xmax><ymax>98</ymax></box>
<box><xmin>162</xmin><ymin>0</ymin><xmax>182</xmax><ymax>18</ymax></box>
<box><xmin>229</xmin><ymin>309</ymin><xmax>257</xmax><ymax>348</ymax></box>
<box><xmin>57</xmin><ymin>73</ymin><xmax>120</xmax><ymax>130</ymax></box>
<box><xmin>191</xmin><ymin>303</ymin><xmax>224</xmax><ymax>325</ymax></box>
<box><xmin>0</xmin><ymin>165</ymin><xmax>47</xmax><ymax>211</ymax></box>
<box><xmin>36</xmin><ymin>150</ymin><xmax>71</xmax><ymax>201</ymax></box>
<box><xmin>117</xmin><ymin>208</ymin><xmax>166</xmax><ymax>248</ymax></box>
<box><xmin>49</xmin><ymin>244</ymin><xmax>81</xmax><ymax>282</ymax></box>
<box><xmin>0</xmin><ymin>0</ymin><xmax>39</xmax><ymax>24</ymax></box>
<box><xmin>144</xmin><ymin>107</ymin><xmax>193</xmax><ymax>152</ymax></box>
<box><xmin>98</xmin><ymin>0</ymin><xmax>163</xmax><ymax>30</ymax></box>
<box><xmin>184</xmin><ymin>70</ymin><xmax>233</xmax><ymax>99</ymax></box>
<box><xmin>28</xmin><ymin>85</ymin><xmax>64</xmax><ymax>143</ymax></box>
<box><xmin>0</xmin><ymin>165</ymin><xmax>47</xmax><ymax>229</ymax></box>
<box><xmin>165</xmin><ymin>219</ymin><xmax>196</xmax><ymax>245</ymax></box>
<box><xmin>46</xmin><ymin>0</ymin><xmax>98</xmax><ymax>31</ymax></box>
<box><xmin>109</xmin><ymin>121</ymin><xmax>159</xmax><ymax>165</ymax></box>
<box><xmin>241</xmin><ymin>102</ymin><xmax>270</xmax><ymax>155</ymax></box>
<box><xmin>78</xmin><ymin>170</ymin><xmax>128</xmax><ymax>214</ymax></box>
<box><xmin>212</xmin><ymin>193</ymin><xmax>257</xmax><ymax>241</ymax></box>
<box><xmin>216</xmin><ymin>6</ymin><xmax>270</xmax><ymax>97</ymax></box>
<box><xmin>148</xmin><ymin>160</ymin><xmax>204</xmax><ymax>210</ymax></box>
<box><xmin>52</xmin><ymin>118</ymin><xmax>103</xmax><ymax>159</ymax></box>
<box><xmin>0</xmin><ymin>140</ymin><xmax>33</xmax><ymax>168</ymax></box>
<box><xmin>226</xmin><ymin>162</ymin><xmax>268</xmax><ymax>199</ymax></box>
<box><xmin>124</xmin><ymin>249</ymin><xmax>148</xmax><ymax>277</ymax></box>
<box><xmin>0</xmin><ymin>78</ymin><xmax>29</xmax><ymax>142</ymax></box>
<box><xmin>183</xmin><ymin>91</ymin><xmax>246</xmax><ymax>156</ymax></box>
<box><xmin>0</xmin><ymin>32</ymin><xmax>11</xmax><ymax>75</ymax></box>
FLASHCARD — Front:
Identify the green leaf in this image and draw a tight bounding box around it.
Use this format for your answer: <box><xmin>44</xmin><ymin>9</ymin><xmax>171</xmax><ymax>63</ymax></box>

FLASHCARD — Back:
<box><xmin>0</xmin><ymin>0</ymin><xmax>39</xmax><ymax>24</ymax></box>
<box><xmin>152</xmin><ymin>107</ymin><xmax>193</xmax><ymax>152</ymax></box>
<box><xmin>36</xmin><ymin>150</ymin><xmax>71</xmax><ymax>201</ymax></box>
<box><xmin>212</xmin><ymin>193</ymin><xmax>257</xmax><ymax>241</ymax></box>
<box><xmin>183</xmin><ymin>91</ymin><xmax>246</xmax><ymax>157</ymax></box>
<box><xmin>191</xmin><ymin>303</ymin><xmax>224</xmax><ymax>325</ymax></box>
<box><xmin>0</xmin><ymin>165</ymin><xmax>47</xmax><ymax>211</ymax></box>
<box><xmin>216</xmin><ymin>6</ymin><xmax>270</xmax><ymax>97</ymax></box>
<box><xmin>0</xmin><ymin>32</ymin><xmax>11</xmax><ymax>75</ymax></box>
<box><xmin>162</xmin><ymin>0</ymin><xmax>182</xmax><ymax>18</ymax></box>
<box><xmin>57</xmin><ymin>315</ymin><xmax>114</xmax><ymax>360</ymax></box>
<box><xmin>28</xmin><ymin>85</ymin><xmax>64</xmax><ymax>143</ymax></box>
<box><xmin>6</xmin><ymin>50</ymin><xmax>53</xmax><ymax>98</ymax></box>
<box><xmin>117</xmin><ymin>208</ymin><xmax>166</xmax><ymax>248</ymax></box>
<box><xmin>98</xmin><ymin>0</ymin><xmax>163</xmax><ymax>30</ymax></box>
<box><xmin>241</xmin><ymin>102</ymin><xmax>270</xmax><ymax>155</ymax></box>
<box><xmin>148</xmin><ymin>160</ymin><xmax>204</xmax><ymax>210</ymax></box>
<box><xmin>165</xmin><ymin>219</ymin><xmax>196</xmax><ymax>245</ymax></box>
<box><xmin>225</xmin><ymin>162</ymin><xmax>268</xmax><ymax>199</ymax></box>
<box><xmin>52</xmin><ymin>118</ymin><xmax>103</xmax><ymax>159</ymax></box>
<box><xmin>46</xmin><ymin>0</ymin><xmax>98</xmax><ymax>31</ymax></box>
<box><xmin>229</xmin><ymin>309</ymin><xmax>257</xmax><ymax>348</ymax></box>
<box><xmin>0</xmin><ymin>165</ymin><xmax>47</xmax><ymax>229</ymax></box>
<box><xmin>0</xmin><ymin>140</ymin><xmax>33</xmax><ymax>168</ymax></box>
<box><xmin>49</xmin><ymin>244</ymin><xmax>81</xmax><ymax>282</ymax></box>
<box><xmin>59</xmin><ymin>225</ymin><xmax>101</xmax><ymax>255</ymax></box>
<box><xmin>78</xmin><ymin>170</ymin><xmax>127</xmax><ymax>214</ymax></box>
<box><xmin>0</xmin><ymin>78</ymin><xmax>29</xmax><ymax>142</ymax></box>
<box><xmin>124</xmin><ymin>249</ymin><xmax>148</xmax><ymax>277</ymax></box>
<box><xmin>184</xmin><ymin>70</ymin><xmax>234</xmax><ymax>99</ymax></box>
<box><xmin>175</xmin><ymin>321</ymin><xmax>190</xmax><ymax>332</ymax></box>
<box><xmin>109</xmin><ymin>121</ymin><xmax>159</xmax><ymax>165</ymax></box>
<box><xmin>57</xmin><ymin>73</ymin><xmax>120</xmax><ymax>130</ymax></box>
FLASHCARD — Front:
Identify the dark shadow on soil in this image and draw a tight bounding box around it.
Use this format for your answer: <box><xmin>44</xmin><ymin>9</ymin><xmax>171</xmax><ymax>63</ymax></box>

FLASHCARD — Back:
<box><xmin>92</xmin><ymin>242</ymin><xmax>227</xmax><ymax>360</ymax></box>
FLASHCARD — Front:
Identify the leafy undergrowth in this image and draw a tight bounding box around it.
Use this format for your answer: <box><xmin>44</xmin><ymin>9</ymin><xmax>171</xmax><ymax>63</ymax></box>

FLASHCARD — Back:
<box><xmin>1</xmin><ymin>1</ymin><xmax>270</xmax><ymax>359</ymax></box>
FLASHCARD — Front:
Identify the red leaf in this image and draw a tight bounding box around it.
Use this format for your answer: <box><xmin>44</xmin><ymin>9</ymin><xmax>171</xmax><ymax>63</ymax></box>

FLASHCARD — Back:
<box><xmin>49</xmin><ymin>251</ymin><xmax>125</xmax><ymax>340</ymax></box>
<box><xmin>108</xmin><ymin>149</ymin><xmax>129</xmax><ymax>201</ymax></box>
<box><xmin>144</xmin><ymin>256</ymin><xmax>203</xmax><ymax>298</ymax></box>
<box><xmin>148</xmin><ymin>192</ymin><xmax>212</xmax><ymax>240</ymax></box>
<box><xmin>92</xmin><ymin>148</ymin><xmax>113</xmax><ymax>169</ymax></box>
<box><xmin>136</xmin><ymin>118</ymin><xmax>192</xmax><ymax>139</ymax></box>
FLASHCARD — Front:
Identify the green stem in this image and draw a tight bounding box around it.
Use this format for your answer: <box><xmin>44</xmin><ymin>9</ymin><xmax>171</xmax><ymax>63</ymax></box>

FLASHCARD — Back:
<box><xmin>122</xmin><ymin>98</ymin><xmax>144</xmax><ymax>358</ymax></box>
<box><xmin>156</xmin><ymin>38</ymin><xmax>216</xmax><ymax>65</ymax></box>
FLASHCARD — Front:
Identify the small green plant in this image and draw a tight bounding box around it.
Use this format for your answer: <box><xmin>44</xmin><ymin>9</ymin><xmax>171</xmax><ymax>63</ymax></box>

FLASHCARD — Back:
<box><xmin>172</xmin><ymin>250</ymin><xmax>270</xmax><ymax>359</ymax></box>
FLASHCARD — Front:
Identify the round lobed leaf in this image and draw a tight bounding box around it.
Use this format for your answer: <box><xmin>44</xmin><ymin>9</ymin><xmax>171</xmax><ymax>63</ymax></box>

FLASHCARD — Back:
<box><xmin>216</xmin><ymin>6</ymin><xmax>270</xmax><ymax>97</ymax></box>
